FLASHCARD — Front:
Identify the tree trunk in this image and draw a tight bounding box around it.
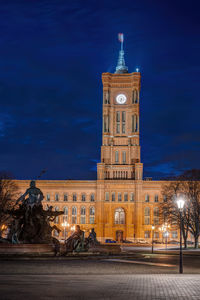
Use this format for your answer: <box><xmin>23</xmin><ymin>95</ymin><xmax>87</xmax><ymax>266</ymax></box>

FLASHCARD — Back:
<box><xmin>194</xmin><ymin>236</ymin><xmax>199</xmax><ymax>249</ymax></box>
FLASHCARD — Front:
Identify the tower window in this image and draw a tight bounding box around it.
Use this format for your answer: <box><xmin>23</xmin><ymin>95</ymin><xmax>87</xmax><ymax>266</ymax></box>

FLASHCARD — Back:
<box><xmin>130</xmin><ymin>193</ymin><xmax>134</xmax><ymax>202</ymax></box>
<box><xmin>105</xmin><ymin>192</ymin><xmax>109</xmax><ymax>201</ymax></box>
<box><xmin>112</xmin><ymin>193</ymin><xmax>115</xmax><ymax>202</ymax></box>
<box><xmin>118</xmin><ymin>193</ymin><xmax>122</xmax><ymax>202</ymax></box>
<box><xmin>145</xmin><ymin>194</ymin><xmax>150</xmax><ymax>202</ymax></box>
<box><xmin>122</xmin><ymin>111</ymin><xmax>126</xmax><ymax>134</ymax></box>
<box><xmin>122</xmin><ymin>151</ymin><xmax>126</xmax><ymax>164</ymax></box>
<box><xmin>116</xmin><ymin>112</ymin><xmax>120</xmax><ymax>134</ymax></box>
<box><xmin>103</xmin><ymin>115</ymin><xmax>110</xmax><ymax>133</ymax></box>
<box><xmin>104</xmin><ymin>90</ymin><xmax>110</xmax><ymax>104</ymax></box>
<box><xmin>115</xmin><ymin>151</ymin><xmax>119</xmax><ymax>163</ymax></box>
<box><xmin>124</xmin><ymin>193</ymin><xmax>128</xmax><ymax>202</ymax></box>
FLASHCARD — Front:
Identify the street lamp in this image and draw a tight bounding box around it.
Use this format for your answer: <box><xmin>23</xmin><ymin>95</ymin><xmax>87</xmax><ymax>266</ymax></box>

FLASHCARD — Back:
<box><xmin>176</xmin><ymin>197</ymin><xmax>185</xmax><ymax>274</ymax></box>
<box><xmin>151</xmin><ymin>225</ymin><xmax>155</xmax><ymax>254</ymax></box>
<box><xmin>61</xmin><ymin>221</ymin><xmax>69</xmax><ymax>241</ymax></box>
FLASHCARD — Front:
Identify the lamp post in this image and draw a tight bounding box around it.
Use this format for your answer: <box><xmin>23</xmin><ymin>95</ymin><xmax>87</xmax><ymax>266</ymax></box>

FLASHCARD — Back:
<box><xmin>61</xmin><ymin>221</ymin><xmax>69</xmax><ymax>241</ymax></box>
<box><xmin>176</xmin><ymin>198</ymin><xmax>185</xmax><ymax>274</ymax></box>
<box><xmin>151</xmin><ymin>225</ymin><xmax>155</xmax><ymax>254</ymax></box>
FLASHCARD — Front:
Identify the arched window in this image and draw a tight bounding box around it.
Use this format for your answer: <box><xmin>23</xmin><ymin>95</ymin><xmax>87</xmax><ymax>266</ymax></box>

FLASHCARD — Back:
<box><xmin>72</xmin><ymin>206</ymin><xmax>77</xmax><ymax>224</ymax></box>
<box><xmin>145</xmin><ymin>194</ymin><xmax>150</xmax><ymax>202</ymax></box>
<box><xmin>115</xmin><ymin>151</ymin><xmax>119</xmax><ymax>163</ymax></box>
<box><xmin>153</xmin><ymin>207</ymin><xmax>159</xmax><ymax>225</ymax></box>
<box><xmin>144</xmin><ymin>207</ymin><xmax>150</xmax><ymax>225</ymax></box>
<box><xmin>63</xmin><ymin>206</ymin><xmax>68</xmax><ymax>222</ymax></box>
<box><xmin>132</xmin><ymin>114</ymin><xmax>139</xmax><ymax>132</ymax></box>
<box><xmin>130</xmin><ymin>193</ymin><xmax>134</xmax><ymax>202</ymax></box>
<box><xmin>122</xmin><ymin>151</ymin><xmax>126</xmax><ymax>164</ymax></box>
<box><xmin>115</xmin><ymin>208</ymin><xmax>125</xmax><ymax>224</ymax></box>
<box><xmin>90</xmin><ymin>194</ymin><xmax>95</xmax><ymax>202</ymax></box>
<box><xmin>81</xmin><ymin>194</ymin><xmax>86</xmax><ymax>202</ymax></box>
<box><xmin>73</xmin><ymin>193</ymin><xmax>77</xmax><ymax>202</ymax></box>
<box><xmin>112</xmin><ymin>193</ymin><xmax>115</xmax><ymax>202</ymax></box>
<box><xmin>54</xmin><ymin>206</ymin><xmax>59</xmax><ymax>224</ymax></box>
<box><xmin>80</xmin><ymin>206</ymin><xmax>86</xmax><ymax>224</ymax></box>
<box><xmin>89</xmin><ymin>207</ymin><xmax>95</xmax><ymax>224</ymax></box>
<box><xmin>154</xmin><ymin>195</ymin><xmax>159</xmax><ymax>202</ymax></box>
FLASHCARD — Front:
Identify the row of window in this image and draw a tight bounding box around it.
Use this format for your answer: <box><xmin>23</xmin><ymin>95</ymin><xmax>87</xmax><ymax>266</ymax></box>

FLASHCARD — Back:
<box><xmin>53</xmin><ymin>206</ymin><xmax>95</xmax><ymax>225</ymax></box>
<box><xmin>144</xmin><ymin>207</ymin><xmax>159</xmax><ymax>225</ymax></box>
<box><xmin>145</xmin><ymin>194</ymin><xmax>159</xmax><ymax>203</ymax></box>
<box><xmin>144</xmin><ymin>230</ymin><xmax>178</xmax><ymax>239</ymax></box>
<box><xmin>46</xmin><ymin>193</ymin><xmax>95</xmax><ymax>202</ymax></box>
<box><xmin>105</xmin><ymin>192</ymin><xmax>134</xmax><ymax>202</ymax></box>
<box><xmin>103</xmin><ymin>113</ymin><xmax>139</xmax><ymax>134</ymax></box>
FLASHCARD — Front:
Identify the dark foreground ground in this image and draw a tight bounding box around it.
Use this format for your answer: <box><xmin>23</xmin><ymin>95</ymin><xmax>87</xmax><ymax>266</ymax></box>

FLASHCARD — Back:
<box><xmin>1</xmin><ymin>253</ymin><xmax>200</xmax><ymax>299</ymax></box>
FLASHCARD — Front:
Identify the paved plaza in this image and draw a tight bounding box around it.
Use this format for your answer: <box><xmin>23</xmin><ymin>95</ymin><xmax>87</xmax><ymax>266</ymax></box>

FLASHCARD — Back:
<box><xmin>1</xmin><ymin>256</ymin><xmax>200</xmax><ymax>299</ymax></box>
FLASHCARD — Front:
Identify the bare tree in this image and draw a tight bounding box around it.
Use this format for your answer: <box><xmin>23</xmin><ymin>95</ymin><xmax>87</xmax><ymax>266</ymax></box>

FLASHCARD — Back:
<box><xmin>0</xmin><ymin>172</ymin><xmax>19</xmax><ymax>236</ymax></box>
<box><xmin>161</xmin><ymin>170</ymin><xmax>200</xmax><ymax>249</ymax></box>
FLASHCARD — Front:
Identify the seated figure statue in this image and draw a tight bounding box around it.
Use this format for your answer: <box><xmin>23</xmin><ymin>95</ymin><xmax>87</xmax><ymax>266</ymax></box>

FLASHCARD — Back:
<box><xmin>65</xmin><ymin>225</ymin><xmax>85</xmax><ymax>253</ymax></box>
<box><xmin>87</xmin><ymin>228</ymin><xmax>99</xmax><ymax>246</ymax></box>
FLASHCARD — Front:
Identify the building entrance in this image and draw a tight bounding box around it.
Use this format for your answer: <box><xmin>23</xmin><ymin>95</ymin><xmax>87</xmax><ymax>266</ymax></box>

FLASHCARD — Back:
<box><xmin>116</xmin><ymin>230</ymin><xmax>123</xmax><ymax>242</ymax></box>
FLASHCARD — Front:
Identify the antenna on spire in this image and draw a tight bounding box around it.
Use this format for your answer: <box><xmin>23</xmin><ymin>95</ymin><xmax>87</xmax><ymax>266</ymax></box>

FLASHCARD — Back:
<box><xmin>115</xmin><ymin>33</ymin><xmax>128</xmax><ymax>74</ymax></box>
<box><xmin>118</xmin><ymin>33</ymin><xmax>124</xmax><ymax>50</ymax></box>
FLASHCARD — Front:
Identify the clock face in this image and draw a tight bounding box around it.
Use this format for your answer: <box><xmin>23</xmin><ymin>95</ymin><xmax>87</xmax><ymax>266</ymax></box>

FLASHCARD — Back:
<box><xmin>116</xmin><ymin>94</ymin><xmax>127</xmax><ymax>104</ymax></box>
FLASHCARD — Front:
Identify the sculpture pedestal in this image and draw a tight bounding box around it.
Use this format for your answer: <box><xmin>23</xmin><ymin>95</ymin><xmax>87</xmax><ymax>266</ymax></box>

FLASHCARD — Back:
<box><xmin>0</xmin><ymin>244</ymin><xmax>54</xmax><ymax>256</ymax></box>
<box><xmin>88</xmin><ymin>244</ymin><xmax>121</xmax><ymax>254</ymax></box>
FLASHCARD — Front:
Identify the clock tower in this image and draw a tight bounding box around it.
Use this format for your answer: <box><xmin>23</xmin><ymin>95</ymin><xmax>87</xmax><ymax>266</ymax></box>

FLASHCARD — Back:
<box><xmin>97</xmin><ymin>36</ymin><xmax>143</xmax><ymax>181</ymax></box>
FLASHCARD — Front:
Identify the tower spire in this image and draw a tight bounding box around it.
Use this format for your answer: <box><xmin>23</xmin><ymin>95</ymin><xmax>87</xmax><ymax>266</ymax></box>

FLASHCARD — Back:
<box><xmin>115</xmin><ymin>33</ymin><xmax>128</xmax><ymax>74</ymax></box>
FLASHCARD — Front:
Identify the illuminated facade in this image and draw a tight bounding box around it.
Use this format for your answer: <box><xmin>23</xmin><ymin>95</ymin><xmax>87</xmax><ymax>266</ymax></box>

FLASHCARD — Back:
<box><xmin>16</xmin><ymin>41</ymin><xmax>178</xmax><ymax>242</ymax></box>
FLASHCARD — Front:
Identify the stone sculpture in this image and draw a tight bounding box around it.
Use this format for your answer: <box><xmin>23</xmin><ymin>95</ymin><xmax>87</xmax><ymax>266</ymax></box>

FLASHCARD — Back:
<box><xmin>6</xmin><ymin>180</ymin><xmax>63</xmax><ymax>246</ymax></box>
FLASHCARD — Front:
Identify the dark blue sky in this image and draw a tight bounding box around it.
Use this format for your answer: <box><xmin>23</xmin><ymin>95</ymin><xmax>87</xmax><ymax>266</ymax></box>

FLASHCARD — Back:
<box><xmin>0</xmin><ymin>0</ymin><xmax>199</xmax><ymax>180</ymax></box>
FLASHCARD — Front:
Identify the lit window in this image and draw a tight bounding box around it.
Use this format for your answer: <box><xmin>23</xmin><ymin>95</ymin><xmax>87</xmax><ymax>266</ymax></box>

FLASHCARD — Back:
<box><xmin>63</xmin><ymin>206</ymin><xmax>68</xmax><ymax>222</ymax></box>
<box><xmin>172</xmin><ymin>231</ymin><xmax>178</xmax><ymax>239</ymax></box>
<box><xmin>144</xmin><ymin>231</ymin><xmax>150</xmax><ymax>238</ymax></box>
<box><xmin>54</xmin><ymin>206</ymin><xmax>59</xmax><ymax>224</ymax></box>
<box><xmin>80</xmin><ymin>206</ymin><xmax>86</xmax><ymax>224</ymax></box>
<box><xmin>114</xmin><ymin>208</ymin><xmax>125</xmax><ymax>224</ymax></box>
<box><xmin>72</xmin><ymin>206</ymin><xmax>77</xmax><ymax>224</ymax></box>
<box><xmin>144</xmin><ymin>207</ymin><xmax>150</xmax><ymax>225</ymax></box>
<box><xmin>89</xmin><ymin>207</ymin><xmax>95</xmax><ymax>224</ymax></box>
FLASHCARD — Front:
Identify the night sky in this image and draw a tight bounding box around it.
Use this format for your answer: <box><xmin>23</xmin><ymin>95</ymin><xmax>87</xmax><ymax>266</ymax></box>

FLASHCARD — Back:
<box><xmin>0</xmin><ymin>0</ymin><xmax>199</xmax><ymax>180</ymax></box>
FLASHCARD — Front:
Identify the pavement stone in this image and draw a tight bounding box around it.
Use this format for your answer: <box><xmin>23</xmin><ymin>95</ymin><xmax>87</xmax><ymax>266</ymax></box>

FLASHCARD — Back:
<box><xmin>1</xmin><ymin>274</ymin><xmax>200</xmax><ymax>300</ymax></box>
